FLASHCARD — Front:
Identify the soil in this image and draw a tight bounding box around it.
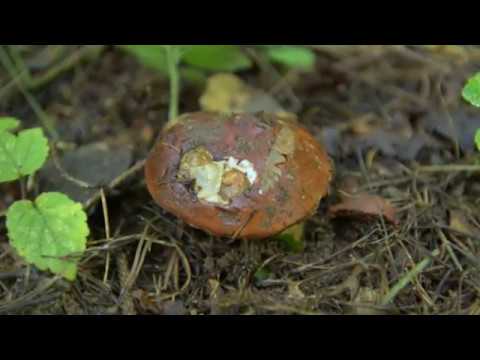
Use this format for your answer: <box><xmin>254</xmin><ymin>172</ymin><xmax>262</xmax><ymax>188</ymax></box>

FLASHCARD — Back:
<box><xmin>1</xmin><ymin>45</ymin><xmax>480</xmax><ymax>315</ymax></box>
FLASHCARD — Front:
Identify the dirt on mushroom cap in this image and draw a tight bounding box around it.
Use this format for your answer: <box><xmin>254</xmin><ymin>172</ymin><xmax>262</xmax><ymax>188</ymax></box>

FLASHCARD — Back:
<box><xmin>145</xmin><ymin>112</ymin><xmax>332</xmax><ymax>239</ymax></box>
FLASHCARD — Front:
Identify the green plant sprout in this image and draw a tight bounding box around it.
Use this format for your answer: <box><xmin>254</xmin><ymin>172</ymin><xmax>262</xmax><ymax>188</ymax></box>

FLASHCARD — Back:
<box><xmin>463</xmin><ymin>72</ymin><xmax>480</xmax><ymax>151</ymax></box>
<box><xmin>0</xmin><ymin>117</ymin><xmax>89</xmax><ymax>281</ymax></box>
<box><xmin>120</xmin><ymin>45</ymin><xmax>316</xmax><ymax>126</ymax></box>
<box><xmin>121</xmin><ymin>45</ymin><xmax>315</xmax><ymax>75</ymax></box>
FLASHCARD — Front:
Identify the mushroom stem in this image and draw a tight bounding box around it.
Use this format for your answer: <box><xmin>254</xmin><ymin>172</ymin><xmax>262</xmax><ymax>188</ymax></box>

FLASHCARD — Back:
<box><xmin>164</xmin><ymin>45</ymin><xmax>182</xmax><ymax>130</ymax></box>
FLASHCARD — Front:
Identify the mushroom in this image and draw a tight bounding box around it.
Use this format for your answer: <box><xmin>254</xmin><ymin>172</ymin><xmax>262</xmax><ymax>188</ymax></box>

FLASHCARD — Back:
<box><xmin>145</xmin><ymin>111</ymin><xmax>332</xmax><ymax>240</ymax></box>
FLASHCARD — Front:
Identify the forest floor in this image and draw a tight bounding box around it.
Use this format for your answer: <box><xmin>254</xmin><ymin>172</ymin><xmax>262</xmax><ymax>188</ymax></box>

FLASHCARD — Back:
<box><xmin>1</xmin><ymin>45</ymin><xmax>480</xmax><ymax>315</ymax></box>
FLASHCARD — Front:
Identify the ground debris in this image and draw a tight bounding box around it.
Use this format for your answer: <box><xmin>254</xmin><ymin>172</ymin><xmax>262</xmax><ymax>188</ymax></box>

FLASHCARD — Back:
<box><xmin>2</xmin><ymin>45</ymin><xmax>480</xmax><ymax>314</ymax></box>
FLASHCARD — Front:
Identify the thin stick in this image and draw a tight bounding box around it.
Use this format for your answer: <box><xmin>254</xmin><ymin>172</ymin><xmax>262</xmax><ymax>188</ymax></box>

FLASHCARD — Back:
<box><xmin>28</xmin><ymin>46</ymin><xmax>104</xmax><ymax>90</ymax></box>
<box><xmin>0</xmin><ymin>46</ymin><xmax>104</xmax><ymax>100</ymax></box>
<box><xmin>122</xmin><ymin>225</ymin><xmax>149</xmax><ymax>293</ymax></box>
<box><xmin>381</xmin><ymin>248</ymin><xmax>440</xmax><ymax>306</ymax></box>
<box><xmin>437</xmin><ymin>228</ymin><xmax>463</xmax><ymax>272</ymax></box>
<box><xmin>50</xmin><ymin>143</ymin><xmax>94</xmax><ymax>189</ymax></box>
<box><xmin>19</xmin><ymin>178</ymin><xmax>26</xmax><ymax>200</ymax></box>
<box><xmin>83</xmin><ymin>159</ymin><xmax>146</xmax><ymax>209</ymax></box>
<box><xmin>0</xmin><ymin>46</ymin><xmax>59</xmax><ymax>140</ymax></box>
<box><xmin>0</xmin><ymin>276</ymin><xmax>60</xmax><ymax>314</ymax></box>
<box><xmin>416</xmin><ymin>164</ymin><xmax>480</xmax><ymax>173</ymax></box>
<box><xmin>100</xmin><ymin>189</ymin><xmax>112</xmax><ymax>284</ymax></box>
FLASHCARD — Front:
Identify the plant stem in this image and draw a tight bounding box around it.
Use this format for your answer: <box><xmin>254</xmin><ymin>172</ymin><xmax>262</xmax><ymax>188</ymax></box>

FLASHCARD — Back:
<box><xmin>165</xmin><ymin>46</ymin><xmax>181</xmax><ymax>128</ymax></box>
<box><xmin>381</xmin><ymin>248</ymin><xmax>440</xmax><ymax>306</ymax></box>
<box><xmin>19</xmin><ymin>178</ymin><xmax>26</xmax><ymax>200</ymax></box>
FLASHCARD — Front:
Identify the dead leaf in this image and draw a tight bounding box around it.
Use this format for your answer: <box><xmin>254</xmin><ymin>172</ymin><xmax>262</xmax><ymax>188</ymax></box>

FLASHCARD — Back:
<box><xmin>337</xmin><ymin>175</ymin><xmax>361</xmax><ymax>199</ymax></box>
<box><xmin>423</xmin><ymin>106</ymin><xmax>480</xmax><ymax>154</ymax></box>
<box><xmin>200</xmin><ymin>73</ymin><xmax>252</xmax><ymax>113</ymax></box>
<box><xmin>163</xmin><ymin>300</ymin><xmax>187</xmax><ymax>315</ymax></box>
<box><xmin>348</xmin><ymin>287</ymin><xmax>387</xmax><ymax>315</ymax></box>
<box><xmin>449</xmin><ymin>210</ymin><xmax>479</xmax><ymax>237</ymax></box>
<box><xmin>208</xmin><ymin>279</ymin><xmax>222</xmax><ymax>300</ymax></box>
<box><xmin>260</xmin><ymin>126</ymin><xmax>296</xmax><ymax>193</ymax></box>
<box><xmin>200</xmin><ymin>73</ymin><xmax>284</xmax><ymax>114</ymax></box>
<box><xmin>329</xmin><ymin>193</ymin><xmax>398</xmax><ymax>225</ymax></box>
<box><xmin>287</xmin><ymin>281</ymin><xmax>305</xmax><ymax>300</ymax></box>
<box><xmin>274</xmin><ymin>126</ymin><xmax>296</xmax><ymax>156</ymax></box>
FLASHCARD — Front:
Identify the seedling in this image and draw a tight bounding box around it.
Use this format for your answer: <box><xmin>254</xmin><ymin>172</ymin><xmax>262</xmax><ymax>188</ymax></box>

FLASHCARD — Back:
<box><xmin>0</xmin><ymin>118</ymin><xmax>89</xmax><ymax>281</ymax></box>
<box><xmin>120</xmin><ymin>45</ymin><xmax>316</xmax><ymax>77</ymax></box>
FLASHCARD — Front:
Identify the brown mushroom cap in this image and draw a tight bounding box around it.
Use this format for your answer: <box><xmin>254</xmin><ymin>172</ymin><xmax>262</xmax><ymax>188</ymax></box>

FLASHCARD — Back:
<box><xmin>145</xmin><ymin>112</ymin><xmax>332</xmax><ymax>239</ymax></box>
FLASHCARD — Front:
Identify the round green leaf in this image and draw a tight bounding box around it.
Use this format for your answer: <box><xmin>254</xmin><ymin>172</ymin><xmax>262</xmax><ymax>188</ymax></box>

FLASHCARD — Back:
<box><xmin>6</xmin><ymin>192</ymin><xmax>90</xmax><ymax>281</ymax></box>
<box><xmin>0</xmin><ymin>117</ymin><xmax>20</xmax><ymax>133</ymax></box>
<box><xmin>463</xmin><ymin>72</ymin><xmax>480</xmax><ymax>107</ymax></box>
<box><xmin>0</xmin><ymin>127</ymin><xmax>49</xmax><ymax>183</ymax></box>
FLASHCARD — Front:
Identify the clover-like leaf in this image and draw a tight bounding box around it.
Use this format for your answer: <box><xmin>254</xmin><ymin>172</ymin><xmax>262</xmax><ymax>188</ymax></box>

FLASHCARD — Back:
<box><xmin>6</xmin><ymin>192</ymin><xmax>89</xmax><ymax>281</ymax></box>
<box><xmin>463</xmin><ymin>72</ymin><xmax>480</xmax><ymax>107</ymax></box>
<box><xmin>0</xmin><ymin>126</ymin><xmax>49</xmax><ymax>183</ymax></box>
<box><xmin>0</xmin><ymin>117</ymin><xmax>20</xmax><ymax>133</ymax></box>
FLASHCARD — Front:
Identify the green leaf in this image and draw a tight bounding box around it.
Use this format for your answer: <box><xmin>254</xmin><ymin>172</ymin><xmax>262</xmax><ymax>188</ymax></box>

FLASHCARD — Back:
<box><xmin>0</xmin><ymin>127</ymin><xmax>49</xmax><ymax>183</ymax></box>
<box><xmin>180</xmin><ymin>67</ymin><xmax>207</xmax><ymax>86</ymax></box>
<box><xmin>6</xmin><ymin>192</ymin><xmax>90</xmax><ymax>281</ymax></box>
<box><xmin>119</xmin><ymin>45</ymin><xmax>169</xmax><ymax>73</ymax></box>
<box><xmin>265</xmin><ymin>46</ymin><xmax>316</xmax><ymax>71</ymax></box>
<box><xmin>0</xmin><ymin>117</ymin><xmax>20</xmax><ymax>133</ymax></box>
<box><xmin>475</xmin><ymin>129</ymin><xmax>480</xmax><ymax>152</ymax></box>
<box><xmin>254</xmin><ymin>267</ymin><xmax>272</xmax><ymax>284</ymax></box>
<box><xmin>463</xmin><ymin>72</ymin><xmax>480</xmax><ymax>107</ymax></box>
<box><xmin>275</xmin><ymin>223</ymin><xmax>305</xmax><ymax>253</ymax></box>
<box><xmin>182</xmin><ymin>45</ymin><xmax>252</xmax><ymax>72</ymax></box>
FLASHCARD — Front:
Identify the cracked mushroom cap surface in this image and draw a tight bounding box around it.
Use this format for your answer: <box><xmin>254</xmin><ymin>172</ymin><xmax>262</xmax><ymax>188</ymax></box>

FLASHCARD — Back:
<box><xmin>145</xmin><ymin>112</ymin><xmax>332</xmax><ymax>239</ymax></box>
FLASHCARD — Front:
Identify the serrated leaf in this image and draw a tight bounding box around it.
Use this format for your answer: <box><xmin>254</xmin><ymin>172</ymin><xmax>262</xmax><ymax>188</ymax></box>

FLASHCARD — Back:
<box><xmin>265</xmin><ymin>46</ymin><xmax>316</xmax><ymax>71</ymax></box>
<box><xmin>0</xmin><ymin>117</ymin><xmax>20</xmax><ymax>133</ymax></box>
<box><xmin>182</xmin><ymin>45</ymin><xmax>252</xmax><ymax>72</ymax></box>
<box><xmin>463</xmin><ymin>72</ymin><xmax>480</xmax><ymax>107</ymax></box>
<box><xmin>0</xmin><ymin>127</ymin><xmax>49</xmax><ymax>183</ymax></box>
<box><xmin>6</xmin><ymin>192</ymin><xmax>89</xmax><ymax>281</ymax></box>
